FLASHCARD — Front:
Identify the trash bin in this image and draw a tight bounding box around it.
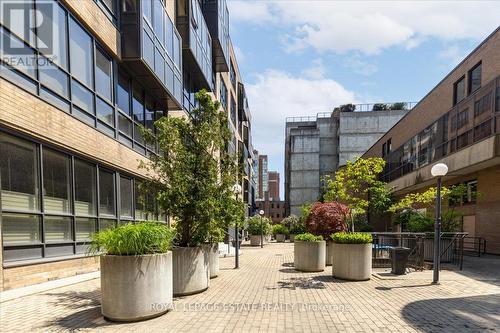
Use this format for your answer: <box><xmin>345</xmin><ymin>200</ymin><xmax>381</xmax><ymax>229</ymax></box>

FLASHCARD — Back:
<box><xmin>391</xmin><ymin>247</ymin><xmax>411</xmax><ymax>275</ymax></box>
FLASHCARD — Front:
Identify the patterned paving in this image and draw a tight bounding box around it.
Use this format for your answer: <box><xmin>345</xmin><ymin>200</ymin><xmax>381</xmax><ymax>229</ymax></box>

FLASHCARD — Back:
<box><xmin>1</xmin><ymin>243</ymin><xmax>499</xmax><ymax>332</ymax></box>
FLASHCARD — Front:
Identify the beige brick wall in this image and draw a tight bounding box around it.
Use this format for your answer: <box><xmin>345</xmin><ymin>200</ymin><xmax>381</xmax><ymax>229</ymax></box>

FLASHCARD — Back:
<box><xmin>60</xmin><ymin>0</ymin><xmax>121</xmax><ymax>59</ymax></box>
<box><xmin>2</xmin><ymin>257</ymin><xmax>99</xmax><ymax>291</ymax></box>
<box><xmin>0</xmin><ymin>78</ymin><xmax>149</xmax><ymax>178</ymax></box>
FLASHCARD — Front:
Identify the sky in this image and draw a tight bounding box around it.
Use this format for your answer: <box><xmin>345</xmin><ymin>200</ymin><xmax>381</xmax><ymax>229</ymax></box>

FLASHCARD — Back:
<box><xmin>226</xmin><ymin>0</ymin><xmax>500</xmax><ymax>196</ymax></box>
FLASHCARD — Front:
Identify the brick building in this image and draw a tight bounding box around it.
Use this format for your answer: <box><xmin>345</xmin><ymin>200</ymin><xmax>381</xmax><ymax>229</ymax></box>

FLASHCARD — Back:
<box><xmin>0</xmin><ymin>0</ymin><xmax>252</xmax><ymax>290</ymax></box>
<box><xmin>363</xmin><ymin>27</ymin><xmax>500</xmax><ymax>254</ymax></box>
<box><xmin>268</xmin><ymin>171</ymin><xmax>280</xmax><ymax>200</ymax></box>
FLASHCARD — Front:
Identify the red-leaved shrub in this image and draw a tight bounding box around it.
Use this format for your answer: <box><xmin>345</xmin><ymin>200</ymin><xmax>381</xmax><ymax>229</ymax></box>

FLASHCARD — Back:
<box><xmin>305</xmin><ymin>202</ymin><xmax>349</xmax><ymax>238</ymax></box>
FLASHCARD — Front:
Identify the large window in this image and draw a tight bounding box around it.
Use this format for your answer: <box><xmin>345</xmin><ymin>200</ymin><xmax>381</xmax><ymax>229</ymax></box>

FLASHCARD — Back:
<box><xmin>454</xmin><ymin>76</ymin><xmax>465</xmax><ymax>105</ymax></box>
<box><xmin>38</xmin><ymin>2</ymin><xmax>68</xmax><ymax>69</ymax></box>
<box><xmin>469</xmin><ymin>63</ymin><xmax>482</xmax><ymax>94</ymax></box>
<box><xmin>99</xmin><ymin>170</ymin><xmax>115</xmax><ymax>217</ymax></box>
<box><xmin>69</xmin><ymin>18</ymin><xmax>93</xmax><ymax>87</ymax></box>
<box><xmin>1</xmin><ymin>213</ymin><xmax>41</xmax><ymax>245</ymax></box>
<box><xmin>0</xmin><ymin>134</ymin><xmax>39</xmax><ymax>212</ymax></box>
<box><xmin>43</xmin><ymin>149</ymin><xmax>71</xmax><ymax>214</ymax></box>
<box><xmin>95</xmin><ymin>48</ymin><xmax>113</xmax><ymax>101</ymax></box>
<box><xmin>74</xmin><ymin>160</ymin><xmax>97</xmax><ymax>216</ymax></box>
<box><xmin>120</xmin><ymin>176</ymin><xmax>133</xmax><ymax>218</ymax></box>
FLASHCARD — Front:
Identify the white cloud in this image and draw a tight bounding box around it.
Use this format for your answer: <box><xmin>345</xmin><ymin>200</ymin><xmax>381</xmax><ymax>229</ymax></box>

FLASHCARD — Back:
<box><xmin>301</xmin><ymin>58</ymin><xmax>326</xmax><ymax>79</ymax></box>
<box><xmin>344</xmin><ymin>55</ymin><xmax>378</xmax><ymax>76</ymax></box>
<box><xmin>246</xmin><ymin>69</ymin><xmax>356</xmax><ymax>176</ymax></box>
<box><xmin>229</xmin><ymin>1</ymin><xmax>500</xmax><ymax>54</ymax></box>
<box><xmin>438</xmin><ymin>45</ymin><xmax>466</xmax><ymax>66</ymax></box>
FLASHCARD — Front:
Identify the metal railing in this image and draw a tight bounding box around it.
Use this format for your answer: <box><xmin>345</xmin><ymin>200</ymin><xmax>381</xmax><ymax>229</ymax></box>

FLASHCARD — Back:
<box><xmin>372</xmin><ymin>232</ymin><xmax>426</xmax><ymax>270</ymax></box>
<box><xmin>463</xmin><ymin>236</ymin><xmax>486</xmax><ymax>257</ymax></box>
<box><xmin>371</xmin><ymin>232</ymin><xmax>468</xmax><ymax>271</ymax></box>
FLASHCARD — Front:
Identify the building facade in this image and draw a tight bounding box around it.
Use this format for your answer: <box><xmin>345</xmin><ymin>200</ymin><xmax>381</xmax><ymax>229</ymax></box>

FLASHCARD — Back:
<box><xmin>363</xmin><ymin>27</ymin><xmax>500</xmax><ymax>254</ymax></box>
<box><xmin>257</xmin><ymin>154</ymin><xmax>268</xmax><ymax>200</ymax></box>
<box><xmin>268</xmin><ymin>171</ymin><xmax>280</xmax><ymax>200</ymax></box>
<box><xmin>256</xmin><ymin>193</ymin><xmax>285</xmax><ymax>224</ymax></box>
<box><xmin>0</xmin><ymin>0</ymin><xmax>252</xmax><ymax>290</ymax></box>
<box><xmin>285</xmin><ymin>107</ymin><xmax>409</xmax><ymax>216</ymax></box>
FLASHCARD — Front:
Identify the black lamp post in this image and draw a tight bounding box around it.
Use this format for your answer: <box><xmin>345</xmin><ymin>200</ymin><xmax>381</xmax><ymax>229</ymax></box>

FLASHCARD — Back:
<box><xmin>232</xmin><ymin>184</ymin><xmax>242</xmax><ymax>269</ymax></box>
<box><xmin>430</xmin><ymin>163</ymin><xmax>448</xmax><ymax>284</ymax></box>
<box><xmin>259</xmin><ymin>209</ymin><xmax>265</xmax><ymax>248</ymax></box>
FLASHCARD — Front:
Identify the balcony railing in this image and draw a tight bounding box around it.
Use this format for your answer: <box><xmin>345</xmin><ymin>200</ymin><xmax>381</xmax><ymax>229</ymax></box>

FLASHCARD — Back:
<box><xmin>381</xmin><ymin>76</ymin><xmax>500</xmax><ymax>183</ymax></box>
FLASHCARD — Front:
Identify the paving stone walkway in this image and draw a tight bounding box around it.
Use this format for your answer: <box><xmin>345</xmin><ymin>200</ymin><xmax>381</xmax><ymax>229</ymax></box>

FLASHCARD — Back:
<box><xmin>1</xmin><ymin>243</ymin><xmax>499</xmax><ymax>332</ymax></box>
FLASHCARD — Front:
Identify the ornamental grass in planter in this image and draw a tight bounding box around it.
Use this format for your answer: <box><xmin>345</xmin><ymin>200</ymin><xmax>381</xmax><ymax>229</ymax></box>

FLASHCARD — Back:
<box><xmin>90</xmin><ymin>222</ymin><xmax>174</xmax><ymax>322</ymax></box>
<box><xmin>331</xmin><ymin>232</ymin><xmax>373</xmax><ymax>281</ymax></box>
<box><xmin>283</xmin><ymin>215</ymin><xmax>303</xmax><ymax>242</ymax></box>
<box><xmin>247</xmin><ymin>216</ymin><xmax>271</xmax><ymax>246</ymax></box>
<box><xmin>293</xmin><ymin>233</ymin><xmax>326</xmax><ymax>272</ymax></box>
<box><xmin>305</xmin><ymin>202</ymin><xmax>349</xmax><ymax>265</ymax></box>
<box><xmin>272</xmin><ymin>224</ymin><xmax>288</xmax><ymax>242</ymax></box>
<box><xmin>140</xmin><ymin>90</ymin><xmax>243</xmax><ymax>296</ymax></box>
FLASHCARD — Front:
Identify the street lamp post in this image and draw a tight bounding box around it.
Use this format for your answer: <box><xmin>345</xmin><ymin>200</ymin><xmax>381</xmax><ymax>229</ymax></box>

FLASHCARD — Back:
<box><xmin>259</xmin><ymin>210</ymin><xmax>265</xmax><ymax>248</ymax></box>
<box><xmin>431</xmin><ymin>163</ymin><xmax>448</xmax><ymax>284</ymax></box>
<box><xmin>232</xmin><ymin>184</ymin><xmax>242</xmax><ymax>269</ymax></box>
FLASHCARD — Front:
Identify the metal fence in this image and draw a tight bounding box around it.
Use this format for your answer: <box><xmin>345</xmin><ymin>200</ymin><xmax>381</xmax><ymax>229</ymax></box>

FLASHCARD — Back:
<box><xmin>371</xmin><ymin>232</ymin><xmax>468</xmax><ymax>271</ymax></box>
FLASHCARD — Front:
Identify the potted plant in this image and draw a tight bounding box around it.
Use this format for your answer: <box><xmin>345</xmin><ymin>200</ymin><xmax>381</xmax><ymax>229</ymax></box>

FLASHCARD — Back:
<box><xmin>293</xmin><ymin>233</ymin><xmax>326</xmax><ymax>272</ymax></box>
<box><xmin>272</xmin><ymin>224</ymin><xmax>288</xmax><ymax>242</ymax></box>
<box><xmin>331</xmin><ymin>232</ymin><xmax>373</xmax><ymax>281</ymax></box>
<box><xmin>90</xmin><ymin>222</ymin><xmax>174</xmax><ymax>322</ymax></box>
<box><xmin>247</xmin><ymin>215</ymin><xmax>271</xmax><ymax>246</ymax></box>
<box><xmin>141</xmin><ymin>90</ymin><xmax>238</xmax><ymax>296</ymax></box>
<box><xmin>281</xmin><ymin>215</ymin><xmax>302</xmax><ymax>242</ymax></box>
<box><xmin>305</xmin><ymin>202</ymin><xmax>349</xmax><ymax>266</ymax></box>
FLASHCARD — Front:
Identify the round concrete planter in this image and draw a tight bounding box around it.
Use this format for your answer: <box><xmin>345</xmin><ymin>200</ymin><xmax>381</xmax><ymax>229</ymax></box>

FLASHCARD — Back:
<box><xmin>250</xmin><ymin>234</ymin><xmax>262</xmax><ymax>246</ymax></box>
<box><xmin>294</xmin><ymin>240</ymin><xmax>326</xmax><ymax>272</ymax></box>
<box><xmin>331</xmin><ymin>243</ymin><xmax>372</xmax><ymax>281</ymax></box>
<box><xmin>289</xmin><ymin>234</ymin><xmax>296</xmax><ymax>243</ymax></box>
<box><xmin>206</xmin><ymin>243</ymin><xmax>219</xmax><ymax>279</ymax></box>
<box><xmin>100</xmin><ymin>252</ymin><xmax>173</xmax><ymax>322</ymax></box>
<box><xmin>275</xmin><ymin>234</ymin><xmax>286</xmax><ymax>242</ymax></box>
<box><xmin>325</xmin><ymin>240</ymin><xmax>334</xmax><ymax>266</ymax></box>
<box><xmin>172</xmin><ymin>247</ymin><xmax>209</xmax><ymax>296</ymax></box>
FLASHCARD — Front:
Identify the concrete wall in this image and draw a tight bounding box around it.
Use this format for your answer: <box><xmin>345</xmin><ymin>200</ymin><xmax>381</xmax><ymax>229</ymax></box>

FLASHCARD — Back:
<box><xmin>338</xmin><ymin>110</ymin><xmax>408</xmax><ymax>166</ymax></box>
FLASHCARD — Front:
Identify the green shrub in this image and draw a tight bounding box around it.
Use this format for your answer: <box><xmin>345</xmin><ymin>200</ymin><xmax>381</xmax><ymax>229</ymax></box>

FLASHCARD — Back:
<box><xmin>246</xmin><ymin>216</ymin><xmax>272</xmax><ymax>236</ymax></box>
<box><xmin>89</xmin><ymin>222</ymin><xmax>174</xmax><ymax>256</ymax></box>
<box><xmin>294</xmin><ymin>233</ymin><xmax>324</xmax><ymax>242</ymax></box>
<box><xmin>331</xmin><ymin>232</ymin><xmax>372</xmax><ymax>244</ymax></box>
<box><xmin>289</xmin><ymin>221</ymin><xmax>305</xmax><ymax>234</ymax></box>
<box><xmin>272</xmin><ymin>224</ymin><xmax>289</xmax><ymax>235</ymax></box>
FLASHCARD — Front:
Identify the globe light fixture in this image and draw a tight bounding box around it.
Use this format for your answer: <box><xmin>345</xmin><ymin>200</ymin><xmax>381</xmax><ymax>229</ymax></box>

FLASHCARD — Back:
<box><xmin>259</xmin><ymin>210</ymin><xmax>264</xmax><ymax>216</ymax></box>
<box><xmin>430</xmin><ymin>162</ymin><xmax>448</xmax><ymax>284</ymax></box>
<box><xmin>431</xmin><ymin>163</ymin><xmax>448</xmax><ymax>177</ymax></box>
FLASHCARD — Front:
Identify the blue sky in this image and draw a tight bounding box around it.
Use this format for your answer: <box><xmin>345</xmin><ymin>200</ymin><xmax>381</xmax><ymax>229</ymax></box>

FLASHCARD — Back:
<box><xmin>226</xmin><ymin>1</ymin><xmax>500</xmax><ymax>196</ymax></box>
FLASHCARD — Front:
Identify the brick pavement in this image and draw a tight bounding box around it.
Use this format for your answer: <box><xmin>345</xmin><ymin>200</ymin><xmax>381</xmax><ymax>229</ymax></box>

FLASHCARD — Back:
<box><xmin>1</xmin><ymin>243</ymin><xmax>499</xmax><ymax>333</ymax></box>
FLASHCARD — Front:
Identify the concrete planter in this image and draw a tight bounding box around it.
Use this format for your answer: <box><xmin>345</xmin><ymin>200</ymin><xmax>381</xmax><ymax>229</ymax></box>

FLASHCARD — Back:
<box><xmin>325</xmin><ymin>240</ymin><xmax>334</xmax><ymax>266</ymax></box>
<box><xmin>294</xmin><ymin>240</ymin><xmax>326</xmax><ymax>272</ymax></box>
<box><xmin>289</xmin><ymin>234</ymin><xmax>296</xmax><ymax>243</ymax></box>
<box><xmin>250</xmin><ymin>234</ymin><xmax>262</xmax><ymax>246</ymax></box>
<box><xmin>331</xmin><ymin>243</ymin><xmax>372</xmax><ymax>281</ymax></box>
<box><xmin>206</xmin><ymin>243</ymin><xmax>219</xmax><ymax>279</ymax></box>
<box><xmin>100</xmin><ymin>252</ymin><xmax>173</xmax><ymax>322</ymax></box>
<box><xmin>173</xmin><ymin>247</ymin><xmax>209</xmax><ymax>296</ymax></box>
<box><xmin>275</xmin><ymin>234</ymin><xmax>286</xmax><ymax>242</ymax></box>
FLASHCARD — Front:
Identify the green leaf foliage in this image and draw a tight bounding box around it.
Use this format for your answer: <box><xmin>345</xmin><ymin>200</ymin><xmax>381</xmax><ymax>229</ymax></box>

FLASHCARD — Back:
<box><xmin>89</xmin><ymin>222</ymin><xmax>174</xmax><ymax>256</ymax></box>
<box><xmin>331</xmin><ymin>232</ymin><xmax>373</xmax><ymax>244</ymax></box>
<box><xmin>294</xmin><ymin>233</ymin><xmax>324</xmax><ymax>242</ymax></box>
<box><xmin>272</xmin><ymin>224</ymin><xmax>289</xmax><ymax>235</ymax></box>
<box><xmin>140</xmin><ymin>90</ymin><xmax>242</xmax><ymax>247</ymax></box>
<box><xmin>246</xmin><ymin>216</ymin><xmax>271</xmax><ymax>236</ymax></box>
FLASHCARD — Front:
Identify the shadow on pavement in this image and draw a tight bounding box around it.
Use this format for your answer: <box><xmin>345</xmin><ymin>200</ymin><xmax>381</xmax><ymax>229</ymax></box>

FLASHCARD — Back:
<box><xmin>44</xmin><ymin>290</ymin><xmax>113</xmax><ymax>330</ymax></box>
<box><xmin>402</xmin><ymin>293</ymin><xmax>500</xmax><ymax>332</ymax></box>
<box><xmin>270</xmin><ymin>277</ymin><xmax>327</xmax><ymax>290</ymax></box>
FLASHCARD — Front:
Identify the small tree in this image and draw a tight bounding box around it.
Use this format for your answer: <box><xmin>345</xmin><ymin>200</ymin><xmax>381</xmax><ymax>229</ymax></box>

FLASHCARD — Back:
<box><xmin>141</xmin><ymin>90</ymin><xmax>239</xmax><ymax>247</ymax></box>
<box><xmin>372</xmin><ymin>103</ymin><xmax>389</xmax><ymax>111</ymax></box>
<box><xmin>389</xmin><ymin>102</ymin><xmax>407</xmax><ymax>111</ymax></box>
<box><xmin>324</xmin><ymin>157</ymin><xmax>393</xmax><ymax>231</ymax></box>
<box><xmin>305</xmin><ymin>202</ymin><xmax>349</xmax><ymax>239</ymax></box>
